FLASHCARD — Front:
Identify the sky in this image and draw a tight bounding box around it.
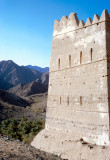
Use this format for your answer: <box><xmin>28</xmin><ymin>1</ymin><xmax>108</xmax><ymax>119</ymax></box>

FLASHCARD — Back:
<box><xmin>0</xmin><ymin>0</ymin><xmax>110</xmax><ymax>67</ymax></box>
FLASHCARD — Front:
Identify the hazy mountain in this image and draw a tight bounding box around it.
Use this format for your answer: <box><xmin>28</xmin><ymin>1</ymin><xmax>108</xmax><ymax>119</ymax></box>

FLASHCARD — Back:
<box><xmin>0</xmin><ymin>60</ymin><xmax>42</xmax><ymax>86</ymax></box>
<box><xmin>27</xmin><ymin>65</ymin><xmax>49</xmax><ymax>73</ymax></box>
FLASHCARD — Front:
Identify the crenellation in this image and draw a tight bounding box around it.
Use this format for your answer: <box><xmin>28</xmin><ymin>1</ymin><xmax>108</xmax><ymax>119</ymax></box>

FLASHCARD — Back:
<box><xmin>100</xmin><ymin>9</ymin><xmax>109</xmax><ymax>21</ymax></box>
<box><xmin>53</xmin><ymin>9</ymin><xmax>110</xmax><ymax>37</ymax></box>
<box><xmin>85</xmin><ymin>18</ymin><xmax>92</xmax><ymax>26</ymax></box>
<box><xmin>79</xmin><ymin>20</ymin><xmax>85</xmax><ymax>27</ymax></box>
<box><xmin>68</xmin><ymin>12</ymin><xmax>79</xmax><ymax>26</ymax></box>
<box><xmin>54</xmin><ymin>19</ymin><xmax>59</xmax><ymax>28</ymax></box>
<box><xmin>92</xmin><ymin>14</ymin><xmax>100</xmax><ymax>24</ymax></box>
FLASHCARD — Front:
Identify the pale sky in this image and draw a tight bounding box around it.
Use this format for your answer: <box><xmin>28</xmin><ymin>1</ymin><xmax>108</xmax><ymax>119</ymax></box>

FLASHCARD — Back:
<box><xmin>0</xmin><ymin>0</ymin><xmax>110</xmax><ymax>67</ymax></box>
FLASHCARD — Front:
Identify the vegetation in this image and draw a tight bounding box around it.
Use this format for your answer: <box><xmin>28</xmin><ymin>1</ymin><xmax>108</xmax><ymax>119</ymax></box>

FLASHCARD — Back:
<box><xmin>0</xmin><ymin>117</ymin><xmax>45</xmax><ymax>144</ymax></box>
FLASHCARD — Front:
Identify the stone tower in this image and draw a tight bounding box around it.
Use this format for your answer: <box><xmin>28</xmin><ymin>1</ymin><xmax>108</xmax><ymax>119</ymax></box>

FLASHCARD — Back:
<box><xmin>32</xmin><ymin>9</ymin><xmax>110</xmax><ymax>155</ymax></box>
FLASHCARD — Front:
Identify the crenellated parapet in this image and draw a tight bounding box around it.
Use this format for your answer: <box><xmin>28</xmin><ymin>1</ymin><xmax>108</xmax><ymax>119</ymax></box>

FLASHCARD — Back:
<box><xmin>53</xmin><ymin>9</ymin><xmax>110</xmax><ymax>36</ymax></box>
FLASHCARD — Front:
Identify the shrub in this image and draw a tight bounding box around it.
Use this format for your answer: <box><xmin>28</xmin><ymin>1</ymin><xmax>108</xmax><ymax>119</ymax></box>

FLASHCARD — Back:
<box><xmin>0</xmin><ymin>117</ymin><xmax>45</xmax><ymax>144</ymax></box>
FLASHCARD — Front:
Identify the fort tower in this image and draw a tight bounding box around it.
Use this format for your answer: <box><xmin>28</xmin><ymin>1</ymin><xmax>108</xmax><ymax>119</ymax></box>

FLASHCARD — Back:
<box><xmin>32</xmin><ymin>9</ymin><xmax>110</xmax><ymax>156</ymax></box>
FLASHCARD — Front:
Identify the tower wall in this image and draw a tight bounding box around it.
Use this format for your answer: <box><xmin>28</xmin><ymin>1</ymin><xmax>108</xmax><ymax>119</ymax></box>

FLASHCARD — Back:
<box><xmin>46</xmin><ymin>10</ymin><xmax>109</xmax><ymax>145</ymax></box>
<box><xmin>31</xmin><ymin>10</ymin><xmax>110</xmax><ymax>157</ymax></box>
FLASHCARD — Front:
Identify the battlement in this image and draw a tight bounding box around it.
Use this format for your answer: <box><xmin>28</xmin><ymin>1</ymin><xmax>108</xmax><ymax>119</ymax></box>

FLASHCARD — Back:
<box><xmin>53</xmin><ymin>9</ymin><xmax>110</xmax><ymax>36</ymax></box>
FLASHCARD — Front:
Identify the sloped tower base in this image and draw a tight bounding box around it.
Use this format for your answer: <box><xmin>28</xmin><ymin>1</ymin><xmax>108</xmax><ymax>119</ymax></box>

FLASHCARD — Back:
<box><xmin>31</xmin><ymin>129</ymin><xmax>86</xmax><ymax>159</ymax></box>
<box><xmin>31</xmin><ymin>129</ymin><xmax>110</xmax><ymax>160</ymax></box>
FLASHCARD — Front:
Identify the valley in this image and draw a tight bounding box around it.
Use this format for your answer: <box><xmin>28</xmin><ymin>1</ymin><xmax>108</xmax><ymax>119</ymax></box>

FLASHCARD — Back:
<box><xmin>0</xmin><ymin>90</ymin><xmax>47</xmax><ymax>122</ymax></box>
<box><xmin>0</xmin><ymin>60</ymin><xmax>55</xmax><ymax>159</ymax></box>
<box><xmin>0</xmin><ymin>60</ymin><xmax>49</xmax><ymax>122</ymax></box>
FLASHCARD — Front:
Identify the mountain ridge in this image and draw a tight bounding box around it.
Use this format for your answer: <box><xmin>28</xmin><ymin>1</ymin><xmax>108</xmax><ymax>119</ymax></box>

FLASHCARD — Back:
<box><xmin>26</xmin><ymin>65</ymin><xmax>49</xmax><ymax>73</ymax></box>
<box><xmin>0</xmin><ymin>60</ymin><xmax>42</xmax><ymax>86</ymax></box>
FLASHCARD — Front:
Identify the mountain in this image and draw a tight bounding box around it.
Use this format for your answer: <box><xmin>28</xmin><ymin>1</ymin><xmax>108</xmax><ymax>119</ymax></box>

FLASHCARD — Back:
<box><xmin>36</xmin><ymin>72</ymin><xmax>49</xmax><ymax>84</ymax></box>
<box><xmin>9</xmin><ymin>72</ymin><xmax>49</xmax><ymax>96</ymax></box>
<box><xmin>0</xmin><ymin>77</ymin><xmax>13</xmax><ymax>90</ymax></box>
<box><xmin>41</xmin><ymin>72</ymin><xmax>49</xmax><ymax>84</ymax></box>
<box><xmin>0</xmin><ymin>89</ymin><xmax>29</xmax><ymax>107</ymax></box>
<box><xmin>8</xmin><ymin>83</ymin><xmax>25</xmax><ymax>95</ymax></box>
<box><xmin>0</xmin><ymin>89</ymin><xmax>42</xmax><ymax>122</ymax></box>
<box><xmin>9</xmin><ymin>81</ymin><xmax>48</xmax><ymax>97</ymax></box>
<box><xmin>0</xmin><ymin>60</ymin><xmax>42</xmax><ymax>86</ymax></box>
<box><xmin>27</xmin><ymin>65</ymin><xmax>49</xmax><ymax>73</ymax></box>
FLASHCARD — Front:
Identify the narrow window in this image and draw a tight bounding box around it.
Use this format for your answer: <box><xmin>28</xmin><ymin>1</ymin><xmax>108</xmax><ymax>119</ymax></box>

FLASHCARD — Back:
<box><xmin>60</xmin><ymin>97</ymin><xmax>61</xmax><ymax>105</ymax></box>
<box><xmin>58</xmin><ymin>59</ymin><xmax>60</xmax><ymax>69</ymax></box>
<box><xmin>67</xmin><ymin>97</ymin><xmax>69</xmax><ymax>105</ymax></box>
<box><xmin>80</xmin><ymin>96</ymin><xmax>82</xmax><ymax>106</ymax></box>
<box><xmin>90</xmin><ymin>48</ymin><xmax>93</xmax><ymax>62</ymax></box>
<box><xmin>80</xmin><ymin>51</ymin><xmax>82</xmax><ymax>64</ymax></box>
<box><xmin>69</xmin><ymin>55</ymin><xmax>71</xmax><ymax>67</ymax></box>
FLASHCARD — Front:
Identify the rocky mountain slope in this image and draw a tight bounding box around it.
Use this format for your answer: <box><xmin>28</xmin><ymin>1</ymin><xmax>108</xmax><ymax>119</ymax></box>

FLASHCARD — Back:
<box><xmin>8</xmin><ymin>71</ymin><xmax>49</xmax><ymax>97</ymax></box>
<box><xmin>40</xmin><ymin>71</ymin><xmax>49</xmax><ymax>84</ymax></box>
<box><xmin>9</xmin><ymin>81</ymin><xmax>48</xmax><ymax>97</ymax></box>
<box><xmin>0</xmin><ymin>101</ymin><xmax>36</xmax><ymax>122</ymax></box>
<box><xmin>27</xmin><ymin>65</ymin><xmax>49</xmax><ymax>73</ymax></box>
<box><xmin>0</xmin><ymin>89</ymin><xmax>29</xmax><ymax>107</ymax></box>
<box><xmin>0</xmin><ymin>60</ymin><xmax>42</xmax><ymax>87</ymax></box>
<box><xmin>0</xmin><ymin>89</ymin><xmax>34</xmax><ymax>122</ymax></box>
<box><xmin>0</xmin><ymin>88</ymin><xmax>47</xmax><ymax>122</ymax></box>
<box><xmin>0</xmin><ymin>77</ymin><xmax>13</xmax><ymax>90</ymax></box>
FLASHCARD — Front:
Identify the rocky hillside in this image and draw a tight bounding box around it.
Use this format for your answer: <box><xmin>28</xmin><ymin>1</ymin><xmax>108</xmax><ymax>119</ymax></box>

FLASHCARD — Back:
<box><xmin>0</xmin><ymin>77</ymin><xmax>13</xmax><ymax>90</ymax></box>
<box><xmin>9</xmin><ymin>81</ymin><xmax>48</xmax><ymax>97</ymax></box>
<box><xmin>0</xmin><ymin>134</ymin><xmax>62</xmax><ymax>160</ymax></box>
<box><xmin>0</xmin><ymin>89</ymin><xmax>29</xmax><ymax>107</ymax></box>
<box><xmin>9</xmin><ymin>71</ymin><xmax>49</xmax><ymax>97</ymax></box>
<box><xmin>0</xmin><ymin>89</ymin><xmax>36</xmax><ymax>122</ymax></box>
<box><xmin>0</xmin><ymin>60</ymin><xmax>42</xmax><ymax>87</ymax></box>
<box><xmin>40</xmin><ymin>71</ymin><xmax>49</xmax><ymax>84</ymax></box>
<box><xmin>0</xmin><ymin>89</ymin><xmax>47</xmax><ymax>122</ymax></box>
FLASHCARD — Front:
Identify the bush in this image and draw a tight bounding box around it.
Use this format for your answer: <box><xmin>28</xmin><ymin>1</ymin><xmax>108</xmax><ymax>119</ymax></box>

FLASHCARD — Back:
<box><xmin>0</xmin><ymin>117</ymin><xmax>45</xmax><ymax>143</ymax></box>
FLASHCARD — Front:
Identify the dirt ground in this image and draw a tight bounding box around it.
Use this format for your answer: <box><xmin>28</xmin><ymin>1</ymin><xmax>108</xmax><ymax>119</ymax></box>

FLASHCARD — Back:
<box><xmin>0</xmin><ymin>134</ymin><xmax>62</xmax><ymax>160</ymax></box>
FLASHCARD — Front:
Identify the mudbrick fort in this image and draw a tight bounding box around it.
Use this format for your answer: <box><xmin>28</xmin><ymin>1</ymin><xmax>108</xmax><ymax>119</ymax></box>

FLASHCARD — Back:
<box><xmin>32</xmin><ymin>9</ymin><xmax>110</xmax><ymax>158</ymax></box>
